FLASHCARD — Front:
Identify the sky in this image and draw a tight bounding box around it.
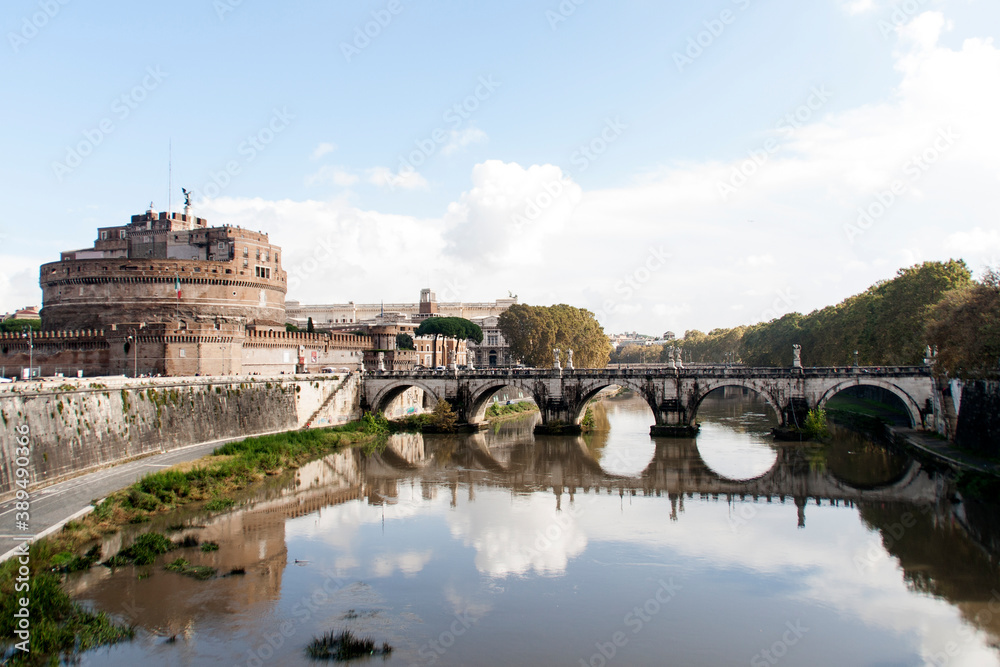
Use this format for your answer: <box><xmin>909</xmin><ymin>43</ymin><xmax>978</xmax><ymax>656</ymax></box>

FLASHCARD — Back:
<box><xmin>2</xmin><ymin>0</ymin><xmax>998</xmax><ymax>335</ymax></box>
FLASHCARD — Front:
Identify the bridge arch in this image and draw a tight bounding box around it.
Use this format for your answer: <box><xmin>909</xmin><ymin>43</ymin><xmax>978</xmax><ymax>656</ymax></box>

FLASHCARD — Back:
<box><xmin>688</xmin><ymin>381</ymin><xmax>784</xmax><ymax>427</ymax></box>
<box><xmin>466</xmin><ymin>380</ymin><xmax>543</xmax><ymax>424</ymax></box>
<box><xmin>565</xmin><ymin>378</ymin><xmax>658</xmax><ymax>426</ymax></box>
<box><xmin>369</xmin><ymin>380</ymin><xmax>443</xmax><ymax>417</ymax></box>
<box><xmin>816</xmin><ymin>379</ymin><xmax>923</xmax><ymax>427</ymax></box>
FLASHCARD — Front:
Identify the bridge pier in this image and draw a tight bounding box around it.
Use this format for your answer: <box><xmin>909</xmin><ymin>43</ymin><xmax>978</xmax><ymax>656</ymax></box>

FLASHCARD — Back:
<box><xmin>651</xmin><ymin>398</ymin><xmax>699</xmax><ymax>437</ymax></box>
<box><xmin>534</xmin><ymin>398</ymin><xmax>583</xmax><ymax>435</ymax></box>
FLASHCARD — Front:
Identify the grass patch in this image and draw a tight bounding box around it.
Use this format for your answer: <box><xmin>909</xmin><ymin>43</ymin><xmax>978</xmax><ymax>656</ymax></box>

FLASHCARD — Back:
<box><xmin>485</xmin><ymin>401</ymin><xmax>538</xmax><ymax>419</ymax></box>
<box><xmin>305</xmin><ymin>629</ymin><xmax>392</xmax><ymax>661</ymax></box>
<box><xmin>205</xmin><ymin>498</ymin><xmax>235</xmax><ymax>512</ymax></box>
<box><xmin>103</xmin><ymin>532</ymin><xmax>174</xmax><ymax>568</ymax></box>
<box><xmin>50</xmin><ymin>545</ymin><xmax>102</xmax><ymax>573</ymax></box>
<box><xmin>200</xmin><ymin>542</ymin><xmax>219</xmax><ymax>553</ymax></box>
<box><xmin>0</xmin><ymin>544</ymin><xmax>134</xmax><ymax>663</ymax></box>
<box><xmin>165</xmin><ymin>558</ymin><xmax>216</xmax><ymax>580</ymax></box>
<box><xmin>0</xmin><ymin>423</ymin><xmax>374</xmax><ymax>663</ymax></box>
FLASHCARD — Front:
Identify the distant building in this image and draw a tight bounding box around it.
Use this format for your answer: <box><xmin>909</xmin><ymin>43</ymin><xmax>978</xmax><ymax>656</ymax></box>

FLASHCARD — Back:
<box><xmin>286</xmin><ymin>289</ymin><xmax>517</xmax><ymax>328</ymax></box>
<box><xmin>301</xmin><ymin>288</ymin><xmax>519</xmax><ymax>370</ymax></box>
<box><xmin>5</xmin><ymin>306</ymin><xmax>40</xmax><ymax>321</ymax></box>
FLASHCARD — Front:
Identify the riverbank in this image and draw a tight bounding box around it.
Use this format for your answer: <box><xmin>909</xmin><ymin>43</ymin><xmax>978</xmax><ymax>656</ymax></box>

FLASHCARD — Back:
<box><xmin>0</xmin><ymin>423</ymin><xmax>377</xmax><ymax>665</ymax></box>
<box><xmin>827</xmin><ymin>400</ymin><xmax>1000</xmax><ymax>485</ymax></box>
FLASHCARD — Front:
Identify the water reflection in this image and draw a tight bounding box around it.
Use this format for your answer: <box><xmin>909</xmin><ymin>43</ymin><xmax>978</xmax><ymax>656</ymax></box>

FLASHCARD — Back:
<box><xmin>75</xmin><ymin>392</ymin><xmax>1000</xmax><ymax>666</ymax></box>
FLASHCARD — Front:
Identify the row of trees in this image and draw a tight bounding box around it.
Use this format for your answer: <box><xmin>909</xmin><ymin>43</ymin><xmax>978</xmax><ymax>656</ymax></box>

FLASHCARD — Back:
<box><xmin>618</xmin><ymin>260</ymin><xmax>997</xmax><ymax>377</ymax></box>
<box><xmin>498</xmin><ymin>304</ymin><xmax>612</xmax><ymax>368</ymax></box>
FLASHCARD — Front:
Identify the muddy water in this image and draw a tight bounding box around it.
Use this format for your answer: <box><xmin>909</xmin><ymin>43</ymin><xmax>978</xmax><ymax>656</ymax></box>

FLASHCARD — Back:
<box><xmin>71</xmin><ymin>391</ymin><xmax>1000</xmax><ymax>666</ymax></box>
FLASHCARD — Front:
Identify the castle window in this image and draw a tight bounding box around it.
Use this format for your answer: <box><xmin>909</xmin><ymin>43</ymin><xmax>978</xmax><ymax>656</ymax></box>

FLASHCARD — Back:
<box><xmin>120</xmin><ymin>230</ymin><xmax>127</xmax><ymax>239</ymax></box>
<box><xmin>256</xmin><ymin>248</ymin><xmax>261</xmax><ymax>260</ymax></box>
<box><xmin>218</xmin><ymin>242</ymin><xmax>226</xmax><ymax>251</ymax></box>
<box><xmin>100</xmin><ymin>231</ymin><xmax>108</xmax><ymax>240</ymax></box>
<box><xmin>243</xmin><ymin>247</ymin><xmax>248</xmax><ymax>257</ymax></box>
<box><xmin>275</xmin><ymin>252</ymin><xmax>279</xmax><ymax>264</ymax></box>
<box><xmin>243</xmin><ymin>259</ymin><xmax>248</xmax><ymax>268</ymax></box>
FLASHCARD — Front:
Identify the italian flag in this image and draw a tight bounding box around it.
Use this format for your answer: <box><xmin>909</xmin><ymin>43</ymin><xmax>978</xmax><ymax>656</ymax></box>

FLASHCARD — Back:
<box><xmin>175</xmin><ymin>276</ymin><xmax>182</xmax><ymax>299</ymax></box>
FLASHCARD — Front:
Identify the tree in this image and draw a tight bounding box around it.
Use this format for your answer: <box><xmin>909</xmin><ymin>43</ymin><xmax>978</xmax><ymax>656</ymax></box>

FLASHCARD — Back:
<box><xmin>307</xmin><ymin>317</ymin><xmax>314</xmax><ymax>333</ymax></box>
<box><xmin>396</xmin><ymin>333</ymin><xmax>415</xmax><ymax>350</ymax></box>
<box><xmin>415</xmin><ymin>317</ymin><xmax>484</xmax><ymax>367</ymax></box>
<box><xmin>430</xmin><ymin>399</ymin><xmax>458</xmax><ymax>432</ymax></box>
<box><xmin>498</xmin><ymin>304</ymin><xmax>611</xmax><ymax>368</ymax></box>
<box><xmin>926</xmin><ymin>270</ymin><xmax>1000</xmax><ymax>378</ymax></box>
<box><xmin>0</xmin><ymin>319</ymin><xmax>41</xmax><ymax>333</ymax></box>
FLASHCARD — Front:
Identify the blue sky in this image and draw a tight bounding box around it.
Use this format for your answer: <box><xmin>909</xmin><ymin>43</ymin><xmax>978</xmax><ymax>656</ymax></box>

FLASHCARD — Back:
<box><xmin>3</xmin><ymin>0</ymin><xmax>999</xmax><ymax>335</ymax></box>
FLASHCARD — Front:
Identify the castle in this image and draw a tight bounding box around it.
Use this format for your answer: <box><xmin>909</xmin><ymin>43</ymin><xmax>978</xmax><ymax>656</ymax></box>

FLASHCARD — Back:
<box><xmin>2</xmin><ymin>206</ymin><xmax>369</xmax><ymax>378</ymax></box>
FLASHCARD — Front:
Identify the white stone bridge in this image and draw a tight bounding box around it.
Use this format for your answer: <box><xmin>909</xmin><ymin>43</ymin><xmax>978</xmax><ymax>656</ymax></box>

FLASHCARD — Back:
<box><xmin>362</xmin><ymin>366</ymin><xmax>935</xmax><ymax>435</ymax></box>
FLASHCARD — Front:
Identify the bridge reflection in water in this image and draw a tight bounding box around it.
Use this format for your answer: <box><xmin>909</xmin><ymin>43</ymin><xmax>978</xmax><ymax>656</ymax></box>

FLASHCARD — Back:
<box><xmin>69</xmin><ymin>390</ymin><xmax>1000</xmax><ymax>667</ymax></box>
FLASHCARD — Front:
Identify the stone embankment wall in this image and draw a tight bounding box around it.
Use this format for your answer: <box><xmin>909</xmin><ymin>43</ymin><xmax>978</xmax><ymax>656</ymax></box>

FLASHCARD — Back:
<box><xmin>954</xmin><ymin>380</ymin><xmax>1000</xmax><ymax>458</ymax></box>
<box><xmin>0</xmin><ymin>373</ymin><xmax>360</xmax><ymax>498</ymax></box>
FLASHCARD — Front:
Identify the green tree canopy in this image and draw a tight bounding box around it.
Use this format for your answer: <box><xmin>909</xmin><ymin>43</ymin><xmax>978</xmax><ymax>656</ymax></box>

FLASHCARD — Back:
<box><xmin>414</xmin><ymin>317</ymin><xmax>484</xmax><ymax>344</ymax></box>
<box><xmin>926</xmin><ymin>268</ymin><xmax>1000</xmax><ymax>378</ymax></box>
<box><xmin>666</xmin><ymin>260</ymin><xmax>973</xmax><ymax>367</ymax></box>
<box><xmin>0</xmin><ymin>319</ymin><xmax>41</xmax><ymax>333</ymax></box>
<box><xmin>396</xmin><ymin>332</ymin><xmax>415</xmax><ymax>350</ymax></box>
<box><xmin>498</xmin><ymin>304</ymin><xmax>611</xmax><ymax>368</ymax></box>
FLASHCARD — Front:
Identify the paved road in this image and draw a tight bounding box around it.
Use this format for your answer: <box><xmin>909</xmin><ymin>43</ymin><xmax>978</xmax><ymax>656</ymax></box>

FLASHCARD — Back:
<box><xmin>0</xmin><ymin>432</ymin><xmax>279</xmax><ymax>562</ymax></box>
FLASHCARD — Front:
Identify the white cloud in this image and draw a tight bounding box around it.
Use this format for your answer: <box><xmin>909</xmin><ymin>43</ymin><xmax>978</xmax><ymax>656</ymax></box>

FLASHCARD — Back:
<box><xmin>305</xmin><ymin>165</ymin><xmax>359</xmax><ymax>187</ymax></box>
<box><xmin>441</xmin><ymin>127</ymin><xmax>488</xmax><ymax>156</ymax></box>
<box><xmin>842</xmin><ymin>0</ymin><xmax>877</xmax><ymax>15</ymax></box>
<box><xmin>367</xmin><ymin>166</ymin><xmax>429</xmax><ymax>191</ymax></box>
<box><xmin>311</xmin><ymin>142</ymin><xmax>337</xmax><ymax>160</ymax></box>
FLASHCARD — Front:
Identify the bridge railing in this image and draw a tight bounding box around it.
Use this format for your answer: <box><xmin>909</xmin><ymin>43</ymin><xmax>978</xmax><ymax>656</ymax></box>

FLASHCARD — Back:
<box><xmin>363</xmin><ymin>365</ymin><xmax>931</xmax><ymax>379</ymax></box>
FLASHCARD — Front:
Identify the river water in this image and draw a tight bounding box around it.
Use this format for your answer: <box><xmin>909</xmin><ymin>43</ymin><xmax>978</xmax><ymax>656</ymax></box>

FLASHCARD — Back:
<box><xmin>69</xmin><ymin>391</ymin><xmax>1000</xmax><ymax>666</ymax></box>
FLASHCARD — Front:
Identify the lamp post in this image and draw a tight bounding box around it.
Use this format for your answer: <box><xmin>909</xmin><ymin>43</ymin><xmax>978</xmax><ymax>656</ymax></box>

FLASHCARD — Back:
<box><xmin>128</xmin><ymin>323</ymin><xmax>146</xmax><ymax>377</ymax></box>
<box><xmin>23</xmin><ymin>326</ymin><xmax>34</xmax><ymax>379</ymax></box>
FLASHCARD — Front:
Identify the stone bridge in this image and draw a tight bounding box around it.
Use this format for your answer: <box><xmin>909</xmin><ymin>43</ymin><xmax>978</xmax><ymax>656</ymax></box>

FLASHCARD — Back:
<box><xmin>362</xmin><ymin>366</ymin><xmax>935</xmax><ymax>435</ymax></box>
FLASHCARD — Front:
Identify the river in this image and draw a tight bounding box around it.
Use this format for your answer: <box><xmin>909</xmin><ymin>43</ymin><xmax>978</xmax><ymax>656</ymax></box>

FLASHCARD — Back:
<box><xmin>68</xmin><ymin>390</ymin><xmax>1000</xmax><ymax>666</ymax></box>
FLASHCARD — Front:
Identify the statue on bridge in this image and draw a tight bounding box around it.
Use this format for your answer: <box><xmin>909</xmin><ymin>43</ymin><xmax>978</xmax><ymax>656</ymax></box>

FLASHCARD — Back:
<box><xmin>552</xmin><ymin>348</ymin><xmax>561</xmax><ymax>370</ymax></box>
<box><xmin>675</xmin><ymin>347</ymin><xmax>683</xmax><ymax>369</ymax></box>
<box><xmin>668</xmin><ymin>347</ymin><xmax>676</xmax><ymax>369</ymax></box>
<box><xmin>792</xmin><ymin>344</ymin><xmax>802</xmax><ymax>369</ymax></box>
<box><xmin>567</xmin><ymin>349</ymin><xmax>574</xmax><ymax>370</ymax></box>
